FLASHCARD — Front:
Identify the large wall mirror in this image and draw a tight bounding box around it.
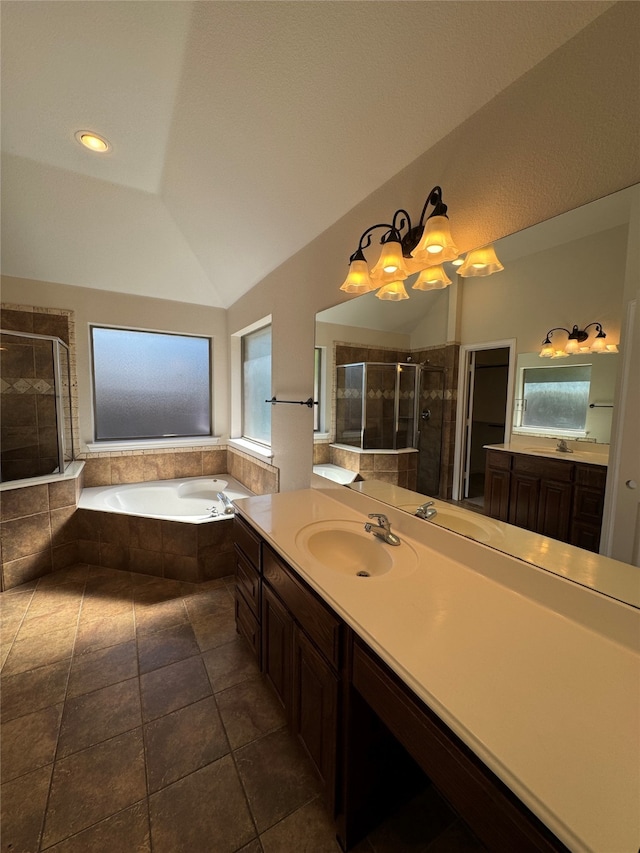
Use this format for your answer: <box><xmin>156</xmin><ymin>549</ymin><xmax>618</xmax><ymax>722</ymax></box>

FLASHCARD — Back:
<box><xmin>314</xmin><ymin>184</ymin><xmax>639</xmax><ymax>606</ymax></box>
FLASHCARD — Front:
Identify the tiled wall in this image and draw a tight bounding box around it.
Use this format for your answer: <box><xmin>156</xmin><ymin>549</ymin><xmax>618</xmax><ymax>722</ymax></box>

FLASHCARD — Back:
<box><xmin>328</xmin><ymin>445</ymin><xmax>418</xmax><ymax>490</ymax></box>
<box><xmin>0</xmin><ymin>476</ymin><xmax>81</xmax><ymax>590</ymax></box>
<box><xmin>329</xmin><ymin>342</ymin><xmax>459</xmax><ymax>498</ymax></box>
<box><xmin>1</xmin><ymin>305</ymin><xmax>78</xmax><ymax>483</ymax></box>
<box><xmin>0</xmin><ymin>447</ymin><xmax>280</xmax><ymax>590</ymax></box>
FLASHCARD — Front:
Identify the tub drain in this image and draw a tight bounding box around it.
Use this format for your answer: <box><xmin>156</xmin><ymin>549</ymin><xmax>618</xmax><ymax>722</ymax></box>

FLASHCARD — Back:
<box><xmin>356</xmin><ymin>570</ymin><xmax>370</xmax><ymax>577</ymax></box>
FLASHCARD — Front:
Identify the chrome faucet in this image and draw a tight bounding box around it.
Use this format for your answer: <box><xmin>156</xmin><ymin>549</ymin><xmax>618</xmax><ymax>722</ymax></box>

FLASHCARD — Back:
<box><xmin>556</xmin><ymin>439</ymin><xmax>573</xmax><ymax>453</ymax></box>
<box><xmin>216</xmin><ymin>491</ymin><xmax>235</xmax><ymax>514</ymax></box>
<box><xmin>364</xmin><ymin>513</ymin><xmax>401</xmax><ymax>546</ymax></box>
<box><xmin>415</xmin><ymin>500</ymin><xmax>437</xmax><ymax>520</ymax></box>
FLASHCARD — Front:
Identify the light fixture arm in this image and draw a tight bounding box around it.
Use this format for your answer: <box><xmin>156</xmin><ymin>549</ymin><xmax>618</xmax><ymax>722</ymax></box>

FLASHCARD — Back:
<box><xmin>349</xmin><ymin>223</ymin><xmax>393</xmax><ymax>263</ymax></box>
<box><xmin>542</xmin><ymin>327</ymin><xmax>572</xmax><ymax>344</ymax></box>
<box><xmin>417</xmin><ymin>186</ymin><xmax>448</xmax><ymax>226</ymax></box>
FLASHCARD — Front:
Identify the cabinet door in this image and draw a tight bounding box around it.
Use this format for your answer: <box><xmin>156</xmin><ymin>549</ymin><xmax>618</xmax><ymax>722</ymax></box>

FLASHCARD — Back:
<box><xmin>537</xmin><ymin>480</ymin><xmax>573</xmax><ymax>542</ymax></box>
<box><xmin>292</xmin><ymin>625</ymin><xmax>339</xmax><ymax>810</ymax></box>
<box><xmin>262</xmin><ymin>584</ymin><xmax>292</xmax><ymax>714</ymax></box>
<box><xmin>484</xmin><ymin>467</ymin><xmax>511</xmax><ymax>521</ymax></box>
<box><xmin>508</xmin><ymin>474</ymin><xmax>539</xmax><ymax>530</ymax></box>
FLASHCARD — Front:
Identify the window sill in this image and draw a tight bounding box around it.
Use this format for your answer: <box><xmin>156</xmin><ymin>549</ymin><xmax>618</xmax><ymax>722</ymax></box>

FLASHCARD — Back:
<box><xmin>86</xmin><ymin>437</ymin><xmax>222</xmax><ymax>453</ymax></box>
<box><xmin>228</xmin><ymin>437</ymin><xmax>274</xmax><ymax>461</ymax></box>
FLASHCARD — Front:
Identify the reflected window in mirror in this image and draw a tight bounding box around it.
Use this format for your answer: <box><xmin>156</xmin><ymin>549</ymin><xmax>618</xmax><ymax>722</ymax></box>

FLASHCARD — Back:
<box><xmin>514</xmin><ymin>364</ymin><xmax>591</xmax><ymax>436</ymax></box>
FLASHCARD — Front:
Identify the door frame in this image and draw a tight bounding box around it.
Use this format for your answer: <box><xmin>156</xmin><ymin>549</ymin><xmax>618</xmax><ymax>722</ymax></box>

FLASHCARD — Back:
<box><xmin>452</xmin><ymin>339</ymin><xmax>517</xmax><ymax>502</ymax></box>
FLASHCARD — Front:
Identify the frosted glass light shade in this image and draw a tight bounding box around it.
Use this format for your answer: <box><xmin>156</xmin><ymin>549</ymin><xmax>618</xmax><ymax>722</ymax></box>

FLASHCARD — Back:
<box><xmin>539</xmin><ymin>341</ymin><xmax>554</xmax><ymax>357</ymax></box>
<box><xmin>590</xmin><ymin>334</ymin><xmax>607</xmax><ymax>353</ymax></box>
<box><xmin>411</xmin><ymin>215</ymin><xmax>458</xmax><ymax>263</ymax></box>
<box><xmin>457</xmin><ymin>244</ymin><xmax>504</xmax><ymax>277</ymax></box>
<box><xmin>564</xmin><ymin>338</ymin><xmax>580</xmax><ymax>354</ymax></box>
<box><xmin>340</xmin><ymin>259</ymin><xmax>376</xmax><ymax>293</ymax></box>
<box><xmin>551</xmin><ymin>350</ymin><xmax>569</xmax><ymax>358</ymax></box>
<box><xmin>370</xmin><ymin>238</ymin><xmax>410</xmax><ymax>285</ymax></box>
<box><xmin>376</xmin><ymin>281</ymin><xmax>409</xmax><ymax>301</ymax></box>
<box><xmin>412</xmin><ymin>264</ymin><xmax>452</xmax><ymax>290</ymax></box>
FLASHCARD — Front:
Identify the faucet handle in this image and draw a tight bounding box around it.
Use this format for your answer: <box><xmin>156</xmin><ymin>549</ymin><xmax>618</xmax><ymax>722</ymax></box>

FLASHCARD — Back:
<box><xmin>367</xmin><ymin>512</ymin><xmax>389</xmax><ymax>528</ymax></box>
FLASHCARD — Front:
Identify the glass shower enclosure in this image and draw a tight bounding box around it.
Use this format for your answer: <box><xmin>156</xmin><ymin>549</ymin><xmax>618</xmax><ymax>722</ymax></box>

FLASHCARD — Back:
<box><xmin>0</xmin><ymin>329</ymin><xmax>74</xmax><ymax>483</ymax></box>
<box><xmin>335</xmin><ymin>362</ymin><xmax>419</xmax><ymax>450</ymax></box>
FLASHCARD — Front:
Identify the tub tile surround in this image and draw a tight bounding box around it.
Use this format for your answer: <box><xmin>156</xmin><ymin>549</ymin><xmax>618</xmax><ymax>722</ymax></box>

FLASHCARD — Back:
<box><xmin>1</xmin><ymin>447</ymin><xmax>279</xmax><ymax>590</ymax></box>
<box><xmin>0</xmin><ymin>567</ymin><xmax>484</xmax><ymax>853</ymax></box>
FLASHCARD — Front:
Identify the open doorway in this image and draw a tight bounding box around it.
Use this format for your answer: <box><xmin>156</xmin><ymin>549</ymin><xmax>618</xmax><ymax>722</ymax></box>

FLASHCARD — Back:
<box><xmin>453</xmin><ymin>341</ymin><xmax>516</xmax><ymax>508</ymax></box>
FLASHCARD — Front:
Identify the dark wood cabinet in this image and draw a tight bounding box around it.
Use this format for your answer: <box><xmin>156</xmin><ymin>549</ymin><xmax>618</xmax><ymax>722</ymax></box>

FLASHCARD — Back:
<box><xmin>234</xmin><ymin>515</ymin><xmax>568</xmax><ymax>852</ymax></box>
<box><xmin>485</xmin><ymin>450</ymin><xmax>606</xmax><ymax>552</ymax></box>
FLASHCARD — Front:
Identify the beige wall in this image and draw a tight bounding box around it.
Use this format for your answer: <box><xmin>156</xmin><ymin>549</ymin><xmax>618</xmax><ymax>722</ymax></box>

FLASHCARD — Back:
<box><xmin>458</xmin><ymin>224</ymin><xmax>628</xmax><ymax>352</ymax></box>
<box><xmin>0</xmin><ymin>277</ymin><xmax>228</xmax><ymax>451</ymax></box>
<box><xmin>227</xmin><ymin>3</ymin><xmax>640</xmax><ymax>492</ymax></box>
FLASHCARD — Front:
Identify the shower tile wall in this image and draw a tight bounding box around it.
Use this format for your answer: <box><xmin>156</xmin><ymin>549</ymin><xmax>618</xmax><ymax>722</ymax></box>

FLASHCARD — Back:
<box><xmin>333</xmin><ymin>342</ymin><xmax>459</xmax><ymax>498</ymax></box>
<box><xmin>1</xmin><ymin>305</ymin><xmax>77</xmax><ymax>483</ymax></box>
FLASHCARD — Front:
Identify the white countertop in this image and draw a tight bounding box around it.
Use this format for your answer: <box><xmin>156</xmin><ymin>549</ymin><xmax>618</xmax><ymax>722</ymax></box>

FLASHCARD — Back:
<box><xmin>234</xmin><ymin>486</ymin><xmax>639</xmax><ymax>853</ymax></box>
<box><xmin>348</xmin><ymin>479</ymin><xmax>640</xmax><ymax>608</ymax></box>
<box><xmin>485</xmin><ymin>441</ymin><xmax>609</xmax><ymax>466</ymax></box>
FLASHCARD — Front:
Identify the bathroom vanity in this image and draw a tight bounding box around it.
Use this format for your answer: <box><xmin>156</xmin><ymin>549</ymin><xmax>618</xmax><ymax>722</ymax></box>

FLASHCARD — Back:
<box><xmin>484</xmin><ymin>445</ymin><xmax>608</xmax><ymax>552</ymax></box>
<box><xmin>232</xmin><ymin>487</ymin><xmax>638</xmax><ymax>853</ymax></box>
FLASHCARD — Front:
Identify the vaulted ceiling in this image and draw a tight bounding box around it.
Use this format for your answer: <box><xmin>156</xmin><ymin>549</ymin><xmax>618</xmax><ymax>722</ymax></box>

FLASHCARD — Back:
<box><xmin>1</xmin><ymin>1</ymin><xmax>613</xmax><ymax>308</ymax></box>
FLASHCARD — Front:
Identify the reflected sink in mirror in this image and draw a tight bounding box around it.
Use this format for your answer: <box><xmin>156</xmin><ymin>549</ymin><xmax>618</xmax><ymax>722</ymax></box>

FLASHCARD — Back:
<box><xmin>398</xmin><ymin>503</ymin><xmax>504</xmax><ymax>544</ymax></box>
<box><xmin>295</xmin><ymin>519</ymin><xmax>418</xmax><ymax>579</ymax></box>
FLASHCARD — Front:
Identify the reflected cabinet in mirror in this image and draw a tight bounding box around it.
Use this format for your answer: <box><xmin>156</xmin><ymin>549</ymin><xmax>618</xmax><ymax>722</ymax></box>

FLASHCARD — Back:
<box><xmin>314</xmin><ymin>184</ymin><xmax>639</xmax><ymax>607</ymax></box>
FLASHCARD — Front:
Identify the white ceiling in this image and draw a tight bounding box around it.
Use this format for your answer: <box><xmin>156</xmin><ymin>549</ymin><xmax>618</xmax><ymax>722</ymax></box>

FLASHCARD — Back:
<box><xmin>1</xmin><ymin>1</ymin><xmax>614</xmax><ymax>309</ymax></box>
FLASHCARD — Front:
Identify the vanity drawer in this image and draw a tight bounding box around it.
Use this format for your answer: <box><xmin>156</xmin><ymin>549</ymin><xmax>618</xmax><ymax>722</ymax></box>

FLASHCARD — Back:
<box><xmin>575</xmin><ymin>463</ymin><xmax>607</xmax><ymax>490</ymax></box>
<box><xmin>512</xmin><ymin>454</ymin><xmax>573</xmax><ymax>482</ymax></box>
<box><xmin>486</xmin><ymin>450</ymin><xmax>511</xmax><ymax>471</ymax></box>
<box><xmin>235</xmin><ymin>585</ymin><xmax>261</xmax><ymax>662</ymax></box>
<box><xmin>235</xmin><ymin>545</ymin><xmax>260</xmax><ymax>616</ymax></box>
<box><xmin>233</xmin><ymin>514</ymin><xmax>261</xmax><ymax>570</ymax></box>
<box><xmin>263</xmin><ymin>545</ymin><xmax>341</xmax><ymax>670</ymax></box>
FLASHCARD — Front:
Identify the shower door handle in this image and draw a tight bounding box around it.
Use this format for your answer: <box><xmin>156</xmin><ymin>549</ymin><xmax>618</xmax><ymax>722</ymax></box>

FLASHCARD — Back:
<box><xmin>420</xmin><ymin>409</ymin><xmax>431</xmax><ymax>422</ymax></box>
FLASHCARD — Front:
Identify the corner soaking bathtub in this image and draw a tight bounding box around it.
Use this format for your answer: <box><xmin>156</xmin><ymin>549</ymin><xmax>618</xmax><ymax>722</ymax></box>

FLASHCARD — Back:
<box><xmin>78</xmin><ymin>475</ymin><xmax>253</xmax><ymax>524</ymax></box>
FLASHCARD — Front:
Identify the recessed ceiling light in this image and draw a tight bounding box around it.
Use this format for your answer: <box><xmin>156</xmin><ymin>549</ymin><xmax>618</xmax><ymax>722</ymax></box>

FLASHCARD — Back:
<box><xmin>75</xmin><ymin>130</ymin><xmax>111</xmax><ymax>153</ymax></box>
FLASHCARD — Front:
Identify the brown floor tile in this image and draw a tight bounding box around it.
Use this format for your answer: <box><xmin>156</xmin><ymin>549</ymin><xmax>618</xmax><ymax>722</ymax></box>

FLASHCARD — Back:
<box><xmin>183</xmin><ymin>585</ymin><xmax>234</xmax><ymax>621</ymax></box>
<box><xmin>137</xmin><ymin>622</ymin><xmax>200</xmax><ymax>674</ymax></box>
<box><xmin>237</xmin><ymin>841</ymin><xmax>263</xmax><ymax>853</ymax></box>
<box><xmin>16</xmin><ymin>606</ymin><xmax>80</xmax><ymax>640</ymax></box>
<box><xmin>0</xmin><ymin>763</ymin><xmax>53</xmax><ymax>853</ymax></box>
<box><xmin>2</xmin><ymin>624</ymin><xmax>76</xmax><ymax>675</ymax></box>
<box><xmin>1</xmin><ymin>658</ymin><xmax>70</xmax><ymax>722</ymax></box>
<box><xmin>26</xmin><ymin>582</ymin><xmax>85</xmax><ymax>617</ymax></box>
<box><xmin>74</xmin><ymin>610</ymin><xmax>135</xmax><ymax>656</ymax></box>
<box><xmin>144</xmin><ymin>696</ymin><xmax>229</xmax><ymax>793</ymax></box>
<box><xmin>134</xmin><ymin>597</ymin><xmax>189</xmax><ymax>635</ymax></box>
<box><xmin>133</xmin><ymin>578</ymin><xmax>185</xmax><ymax>605</ymax></box>
<box><xmin>0</xmin><ymin>588</ymin><xmax>34</xmax><ymax>621</ymax></box>
<box><xmin>260</xmin><ymin>796</ymin><xmax>342</xmax><ymax>852</ymax></box>
<box><xmin>1</xmin><ymin>702</ymin><xmax>63</xmax><ymax>782</ymax></box>
<box><xmin>235</xmin><ymin>727</ymin><xmax>322</xmax><ymax>833</ymax></box>
<box><xmin>190</xmin><ymin>607</ymin><xmax>237</xmax><ymax>652</ymax></box>
<box><xmin>37</xmin><ymin>565</ymin><xmax>89</xmax><ymax>586</ymax></box>
<box><xmin>216</xmin><ymin>676</ymin><xmax>286</xmax><ymax>749</ymax></box>
<box><xmin>42</xmin><ymin>728</ymin><xmax>147</xmax><ymax>849</ymax></box>
<box><xmin>202</xmin><ymin>636</ymin><xmax>260</xmax><ymax>693</ymax></box>
<box><xmin>140</xmin><ymin>655</ymin><xmax>212</xmax><ymax>721</ymax></box>
<box><xmin>45</xmin><ymin>800</ymin><xmax>151</xmax><ymax>853</ymax></box>
<box><xmin>58</xmin><ymin>677</ymin><xmax>142</xmax><ymax>758</ymax></box>
<box><xmin>67</xmin><ymin>639</ymin><xmax>138</xmax><ymax>699</ymax></box>
<box><xmin>148</xmin><ymin>755</ymin><xmax>255</xmax><ymax>853</ymax></box>
<box><xmin>79</xmin><ymin>593</ymin><xmax>134</xmax><ymax>624</ymax></box>
<box><xmin>365</xmin><ymin>786</ymin><xmax>457</xmax><ymax>852</ymax></box>
<box><xmin>426</xmin><ymin>819</ymin><xmax>487</xmax><ymax>851</ymax></box>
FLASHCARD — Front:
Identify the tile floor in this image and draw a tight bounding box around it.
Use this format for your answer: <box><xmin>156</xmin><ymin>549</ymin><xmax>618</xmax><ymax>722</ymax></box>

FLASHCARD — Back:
<box><xmin>1</xmin><ymin>564</ymin><xmax>486</xmax><ymax>852</ymax></box>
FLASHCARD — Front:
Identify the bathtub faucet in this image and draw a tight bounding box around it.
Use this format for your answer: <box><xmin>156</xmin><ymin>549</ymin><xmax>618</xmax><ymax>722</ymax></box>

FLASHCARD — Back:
<box><xmin>216</xmin><ymin>492</ymin><xmax>235</xmax><ymax>515</ymax></box>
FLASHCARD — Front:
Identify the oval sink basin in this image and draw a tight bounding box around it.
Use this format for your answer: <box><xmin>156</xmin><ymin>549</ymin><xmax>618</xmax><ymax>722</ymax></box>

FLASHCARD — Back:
<box><xmin>397</xmin><ymin>504</ymin><xmax>503</xmax><ymax>544</ymax></box>
<box><xmin>295</xmin><ymin>520</ymin><xmax>417</xmax><ymax>579</ymax></box>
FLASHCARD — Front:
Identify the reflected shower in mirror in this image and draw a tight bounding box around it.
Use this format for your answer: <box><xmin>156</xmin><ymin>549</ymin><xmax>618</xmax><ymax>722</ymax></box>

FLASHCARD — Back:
<box><xmin>314</xmin><ymin>184</ymin><xmax>639</xmax><ymax>605</ymax></box>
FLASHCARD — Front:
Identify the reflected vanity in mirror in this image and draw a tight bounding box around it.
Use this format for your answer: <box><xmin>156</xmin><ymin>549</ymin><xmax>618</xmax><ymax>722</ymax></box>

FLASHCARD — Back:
<box><xmin>314</xmin><ymin>184</ymin><xmax>639</xmax><ymax>607</ymax></box>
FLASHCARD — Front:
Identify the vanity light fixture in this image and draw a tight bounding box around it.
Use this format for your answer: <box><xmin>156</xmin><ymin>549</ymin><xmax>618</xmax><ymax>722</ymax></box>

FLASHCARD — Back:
<box><xmin>75</xmin><ymin>130</ymin><xmax>111</xmax><ymax>153</ymax></box>
<box><xmin>457</xmin><ymin>244</ymin><xmax>504</xmax><ymax>277</ymax></box>
<box><xmin>339</xmin><ymin>186</ymin><xmax>459</xmax><ymax>299</ymax></box>
<box><xmin>539</xmin><ymin>323</ymin><xmax>613</xmax><ymax>358</ymax></box>
<box><xmin>412</xmin><ymin>264</ymin><xmax>452</xmax><ymax>291</ymax></box>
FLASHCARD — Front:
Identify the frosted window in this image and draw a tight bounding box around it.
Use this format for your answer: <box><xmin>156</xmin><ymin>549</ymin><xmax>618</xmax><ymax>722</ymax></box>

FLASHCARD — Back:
<box><xmin>242</xmin><ymin>326</ymin><xmax>271</xmax><ymax>444</ymax></box>
<box><xmin>522</xmin><ymin>365</ymin><xmax>591</xmax><ymax>431</ymax></box>
<box><xmin>92</xmin><ymin>327</ymin><xmax>211</xmax><ymax>440</ymax></box>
